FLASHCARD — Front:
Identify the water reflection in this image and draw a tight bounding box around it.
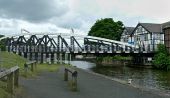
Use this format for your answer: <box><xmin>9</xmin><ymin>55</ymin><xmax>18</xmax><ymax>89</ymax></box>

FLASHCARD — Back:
<box><xmin>70</xmin><ymin>60</ymin><xmax>96</xmax><ymax>70</ymax></box>
<box><xmin>71</xmin><ymin>60</ymin><xmax>170</xmax><ymax>91</ymax></box>
<box><xmin>92</xmin><ymin>65</ymin><xmax>170</xmax><ymax>91</ymax></box>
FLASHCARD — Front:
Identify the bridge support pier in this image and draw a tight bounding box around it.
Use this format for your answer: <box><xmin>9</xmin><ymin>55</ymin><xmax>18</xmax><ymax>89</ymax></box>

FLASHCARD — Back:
<box><xmin>68</xmin><ymin>53</ymin><xmax>72</xmax><ymax>65</ymax></box>
<box><xmin>27</xmin><ymin>53</ymin><xmax>30</xmax><ymax>60</ymax></box>
<box><xmin>43</xmin><ymin>53</ymin><xmax>46</xmax><ymax>63</ymax></box>
<box><xmin>63</xmin><ymin>53</ymin><xmax>65</xmax><ymax>64</ymax></box>
<box><xmin>54</xmin><ymin>53</ymin><xmax>57</xmax><ymax>64</ymax></box>
<box><xmin>16</xmin><ymin>46</ymin><xmax>19</xmax><ymax>55</ymax></box>
<box><xmin>38</xmin><ymin>53</ymin><xmax>41</xmax><ymax>63</ymax></box>
<box><xmin>9</xmin><ymin>46</ymin><xmax>12</xmax><ymax>53</ymax></box>
<box><xmin>48</xmin><ymin>53</ymin><xmax>51</xmax><ymax>64</ymax></box>
<box><xmin>64</xmin><ymin>53</ymin><xmax>68</xmax><ymax>64</ymax></box>
<box><xmin>59</xmin><ymin>53</ymin><xmax>63</xmax><ymax>64</ymax></box>
<box><xmin>21</xmin><ymin>52</ymin><xmax>24</xmax><ymax>57</ymax></box>
<box><xmin>57</xmin><ymin>53</ymin><xmax>59</xmax><ymax>64</ymax></box>
<box><xmin>132</xmin><ymin>54</ymin><xmax>153</xmax><ymax>66</ymax></box>
<box><xmin>32</xmin><ymin>53</ymin><xmax>35</xmax><ymax>61</ymax></box>
<box><xmin>6</xmin><ymin>46</ymin><xmax>8</xmax><ymax>52</ymax></box>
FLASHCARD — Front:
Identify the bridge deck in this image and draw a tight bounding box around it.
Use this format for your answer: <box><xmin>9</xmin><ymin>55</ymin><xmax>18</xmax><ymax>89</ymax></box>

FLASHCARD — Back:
<box><xmin>18</xmin><ymin>66</ymin><xmax>167</xmax><ymax>98</ymax></box>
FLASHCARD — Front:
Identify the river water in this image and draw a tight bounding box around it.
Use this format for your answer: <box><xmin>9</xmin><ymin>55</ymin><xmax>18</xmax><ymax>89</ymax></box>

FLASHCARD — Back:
<box><xmin>71</xmin><ymin>60</ymin><xmax>170</xmax><ymax>92</ymax></box>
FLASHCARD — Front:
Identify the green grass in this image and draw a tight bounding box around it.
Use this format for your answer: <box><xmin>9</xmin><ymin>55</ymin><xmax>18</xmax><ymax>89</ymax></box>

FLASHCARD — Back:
<box><xmin>0</xmin><ymin>51</ymin><xmax>27</xmax><ymax>69</ymax></box>
<box><xmin>0</xmin><ymin>51</ymin><xmax>60</xmax><ymax>76</ymax></box>
<box><xmin>21</xmin><ymin>64</ymin><xmax>60</xmax><ymax>78</ymax></box>
<box><xmin>37</xmin><ymin>64</ymin><xmax>59</xmax><ymax>72</ymax></box>
<box><xmin>0</xmin><ymin>51</ymin><xmax>60</xmax><ymax>98</ymax></box>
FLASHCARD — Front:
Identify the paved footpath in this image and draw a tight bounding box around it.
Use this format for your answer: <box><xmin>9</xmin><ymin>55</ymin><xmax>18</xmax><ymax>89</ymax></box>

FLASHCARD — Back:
<box><xmin>18</xmin><ymin>66</ymin><xmax>169</xmax><ymax>98</ymax></box>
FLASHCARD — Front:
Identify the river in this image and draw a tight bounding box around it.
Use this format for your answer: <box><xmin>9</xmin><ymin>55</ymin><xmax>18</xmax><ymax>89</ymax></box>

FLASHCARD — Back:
<box><xmin>71</xmin><ymin>60</ymin><xmax>170</xmax><ymax>93</ymax></box>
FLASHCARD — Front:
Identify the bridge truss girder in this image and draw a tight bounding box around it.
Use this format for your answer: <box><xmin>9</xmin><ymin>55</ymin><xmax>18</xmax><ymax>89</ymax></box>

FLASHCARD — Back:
<box><xmin>6</xmin><ymin>34</ymin><xmax>137</xmax><ymax>54</ymax></box>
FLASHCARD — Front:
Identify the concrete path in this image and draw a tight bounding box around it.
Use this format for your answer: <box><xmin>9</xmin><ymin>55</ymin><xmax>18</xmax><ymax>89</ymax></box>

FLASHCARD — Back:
<box><xmin>18</xmin><ymin>66</ymin><xmax>168</xmax><ymax>98</ymax></box>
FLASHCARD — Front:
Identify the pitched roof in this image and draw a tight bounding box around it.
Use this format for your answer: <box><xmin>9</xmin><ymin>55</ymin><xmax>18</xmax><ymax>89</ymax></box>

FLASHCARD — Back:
<box><xmin>162</xmin><ymin>21</ymin><xmax>170</xmax><ymax>29</ymax></box>
<box><xmin>124</xmin><ymin>27</ymin><xmax>135</xmax><ymax>35</ymax></box>
<box><xmin>139</xmin><ymin>23</ymin><xmax>162</xmax><ymax>33</ymax></box>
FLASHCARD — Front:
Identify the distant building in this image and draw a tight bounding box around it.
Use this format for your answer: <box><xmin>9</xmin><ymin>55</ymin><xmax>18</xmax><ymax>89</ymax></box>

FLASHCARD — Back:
<box><xmin>120</xmin><ymin>27</ymin><xmax>135</xmax><ymax>44</ymax></box>
<box><xmin>162</xmin><ymin>21</ymin><xmax>170</xmax><ymax>53</ymax></box>
<box><xmin>131</xmin><ymin>23</ymin><xmax>164</xmax><ymax>51</ymax></box>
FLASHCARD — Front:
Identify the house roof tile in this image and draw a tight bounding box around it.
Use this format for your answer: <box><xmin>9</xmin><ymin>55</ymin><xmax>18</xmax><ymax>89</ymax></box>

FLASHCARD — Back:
<box><xmin>139</xmin><ymin>23</ymin><xmax>162</xmax><ymax>33</ymax></box>
<box><xmin>124</xmin><ymin>27</ymin><xmax>135</xmax><ymax>35</ymax></box>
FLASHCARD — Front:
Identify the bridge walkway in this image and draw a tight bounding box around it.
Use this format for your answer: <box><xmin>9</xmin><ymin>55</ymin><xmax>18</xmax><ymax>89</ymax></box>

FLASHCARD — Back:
<box><xmin>18</xmin><ymin>66</ymin><xmax>167</xmax><ymax>98</ymax></box>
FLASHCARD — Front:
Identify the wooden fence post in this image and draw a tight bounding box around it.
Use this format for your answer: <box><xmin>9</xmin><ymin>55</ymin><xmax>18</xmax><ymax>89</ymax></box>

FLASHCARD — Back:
<box><xmin>14</xmin><ymin>69</ymin><xmax>19</xmax><ymax>87</ymax></box>
<box><xmin>64</xmin><ymin>69</ymin><xmax>68</xmax><ymax>81</ymax></box>
<box><xmin>0</xmin><ymin>66</ymin><xmax>19</xmax><ymax>94</ymax></box>
<box><xmin>72</xmin><ymin>71</ymin><xmax>77</xmax><ymax>91</ymax></box>
<box><xmin>7</xmin><ymin>72</ymin><xmax>14</xmax><ymax>94</ymax></box>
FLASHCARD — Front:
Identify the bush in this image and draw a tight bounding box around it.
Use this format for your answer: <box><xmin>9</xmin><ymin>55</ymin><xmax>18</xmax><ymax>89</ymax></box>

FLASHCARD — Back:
<box><xmin>0</xmin><ymin>35</ymin><xmax>6</xmax><ymax>51</ymax></box>
<box><xmin>153</xmin><ymin>44</ymin><xmax>170</xmax><ymax>70</ymax></box>
<box><xmin>96</xmin><ymin>55</ymin><xmax>132</xmax><ymax>63</ymax></box>
<box><xmin>112</xmin><ymin>55</ymin><xmax>132</xmax><ymax>60</ymax></box>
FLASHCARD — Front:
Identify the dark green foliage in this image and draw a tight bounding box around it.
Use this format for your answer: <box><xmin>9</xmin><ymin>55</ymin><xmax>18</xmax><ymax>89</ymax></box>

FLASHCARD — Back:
<box><xmin>153</xmin><ymin>44</ymin><xmax>170</xmax><ymax>71</ymax></box>
<box><xmin>0</xmin><ymin>35</ymin><xmax>6</xmax><ymax>51</ymax></box>
<box><xmin>88</xmin><ymin>18</ymin><xmax>124</xmax><ymax>40</ymax></box>
<box><xmin>96</xmin><ymin>55</ymin><xmax>132</xmax><ymax>62</ymax></box>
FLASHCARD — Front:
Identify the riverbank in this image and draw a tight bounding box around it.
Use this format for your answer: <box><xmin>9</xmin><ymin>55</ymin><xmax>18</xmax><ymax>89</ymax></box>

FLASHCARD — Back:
<box><xmin>81</xmin><ymin>67</ymin><xmax>170</xmax><ymax>97</ymax></box>
<box><xmin>70</xmin><ymin>60</ymin><xmax>170</xmax><ymax>95</ymax></box>
<box><xmin>96</xmin><ymin>55</ymin><xmax>132</xmax><ymax>67</ymax></box>
<box><xmin>18</xmin><ymin>65</ymin><xmax>169</xmax><ymax>98</ymax></box>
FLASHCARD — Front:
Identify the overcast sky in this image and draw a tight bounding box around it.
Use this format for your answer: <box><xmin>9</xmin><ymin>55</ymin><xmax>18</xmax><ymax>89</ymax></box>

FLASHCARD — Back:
<box><xmin>0</xmin><ymin>0</ymin><xmax>170</xmax><ymax>35</ymax></box>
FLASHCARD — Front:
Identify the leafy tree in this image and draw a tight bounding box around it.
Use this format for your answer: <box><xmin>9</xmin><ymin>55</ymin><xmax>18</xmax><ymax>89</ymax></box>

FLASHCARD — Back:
<box><xmin>88</xmin><ymin>18</ymin><xmax>124</xmax><ymax>40</ymax></box>
<box><xmin>0</xmin><ymin>35</ymin><xmax>6</xmax><ymax>51</ymax></box>
<box><xmin>153</xmin><ymin>44</ymin><xmax>170</xmax><ymax>70</ymax></box>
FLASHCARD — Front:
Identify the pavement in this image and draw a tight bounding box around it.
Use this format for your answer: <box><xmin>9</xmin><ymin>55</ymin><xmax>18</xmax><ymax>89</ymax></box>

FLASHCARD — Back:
<box><xmin>17</xmin><ymin>66</ymin><xmax>169</xmax><ymax>98</ymax></box>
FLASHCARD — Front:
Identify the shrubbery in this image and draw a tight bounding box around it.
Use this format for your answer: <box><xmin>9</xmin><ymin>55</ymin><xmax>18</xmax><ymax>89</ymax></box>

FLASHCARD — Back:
<box><xmin>153</xmin><ymin>44</ymin><xmax>170</xmax><ymax>71</ymax></box>
<box><xmin>0</xmin><ymin>35</ymin><xmax>6</xmax><ymax>51</ymax></box>
<box><xmin>96</xmin><ymin>55</ymin><xmax>132</xmax><ymax>63</ymax></box>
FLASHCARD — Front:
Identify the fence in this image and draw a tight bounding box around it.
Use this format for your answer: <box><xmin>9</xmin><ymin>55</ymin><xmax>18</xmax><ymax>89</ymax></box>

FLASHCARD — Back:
<box><xmin>64</xmin><ymin>68</ymin><xmax>78</xmax><ymax>91</ymax></box>
<box><xmin>24</xmin><ymin>60</ymin><xmax>37</xmax><ymax>73</ymax></box>
<box><xmin>0</xmin><ymin>66</ymin><xmax>19</xmax><ymax>94</ymax></box>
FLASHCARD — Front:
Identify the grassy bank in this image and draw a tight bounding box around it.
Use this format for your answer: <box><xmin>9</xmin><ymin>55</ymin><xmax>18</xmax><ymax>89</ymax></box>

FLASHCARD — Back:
<box><xmin>0</xmin><ymin>51</ymin><xmax>60</xmax><ymax>98</ymax></box>
<box><xmin>0</xmin><ymin>51</ymin><xmax>27</xmax><ymax>69</ymax></box>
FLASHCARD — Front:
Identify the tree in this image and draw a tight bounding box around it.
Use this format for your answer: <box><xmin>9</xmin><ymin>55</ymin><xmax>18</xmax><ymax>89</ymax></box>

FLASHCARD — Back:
<box><xmin>0</xmin><ymin>35</ymin><xmax>6</xmax><ymax>51</ymax></box>
<box><xmin>88</xmin><ymin>18</ymin><xmax>124</xmax><ymax>40</ymax></box>
<box><xmin>153</xmin><ymin>44</ymin><xmax>170</xmax><ymax>70</ymax></box>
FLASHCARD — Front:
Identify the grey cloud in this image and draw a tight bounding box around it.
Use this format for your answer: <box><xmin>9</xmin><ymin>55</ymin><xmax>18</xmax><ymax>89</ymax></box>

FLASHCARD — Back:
<box><xmin>0</xmin><ymin>0</ymin><xmax>69</xmax><ymax>22</ymax></box>
<box><xmin>49</xmin><ymin>12</ymin><xmax>84</xmax><ymax>29</ymax></box>
<box><xmin>57</xmin><ymin>18</ymin><xmax>83</xmax><ymax>29</ymax></box>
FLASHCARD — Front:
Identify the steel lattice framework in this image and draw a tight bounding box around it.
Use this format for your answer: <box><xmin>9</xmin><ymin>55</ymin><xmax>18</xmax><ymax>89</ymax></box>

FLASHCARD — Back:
<box><xmin>3</xmin><ymin>32</ymin><xmax>144</xmax><ymax>54</ymax></box>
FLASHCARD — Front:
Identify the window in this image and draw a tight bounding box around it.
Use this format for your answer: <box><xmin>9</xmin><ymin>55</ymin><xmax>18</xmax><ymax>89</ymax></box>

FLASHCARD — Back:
<box><xmin>144</xmin><ymin>34</ymin><xmax>148</xmax><ymax>41</ymax></box>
